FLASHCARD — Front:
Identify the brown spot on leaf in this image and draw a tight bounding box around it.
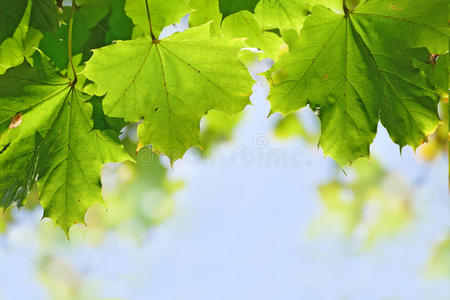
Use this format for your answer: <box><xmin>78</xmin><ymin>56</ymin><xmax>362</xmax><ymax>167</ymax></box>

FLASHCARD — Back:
<box><xmin>389</xmin><ymin>3</ymin><xmax>403</xmax><ymax>10</ymax></box>
<box><xmin>323</xmin><ymin>74</ymin><xmax>328</xmax><ymax>79</ymax></box>
<box><xmin>9</xmin><ymin>113</ymin><xmax>22</xmax><ymax>129</ymax></box>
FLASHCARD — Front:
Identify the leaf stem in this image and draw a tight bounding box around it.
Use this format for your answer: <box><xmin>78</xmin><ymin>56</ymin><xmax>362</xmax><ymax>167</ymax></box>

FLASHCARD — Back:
<box><xmin>68</xmin><ymin>1</ymin><xmax>77</xmax><ymax>87</ymax></box>
<box><xmin>343</xmin><ymin>1</ymin><xmax>350</xmax><ymax>17</ymax></box>
<box><xmin>144</xmin><ymin>0</ymin><xmax>157</xmax><ymax>41</ymax></box>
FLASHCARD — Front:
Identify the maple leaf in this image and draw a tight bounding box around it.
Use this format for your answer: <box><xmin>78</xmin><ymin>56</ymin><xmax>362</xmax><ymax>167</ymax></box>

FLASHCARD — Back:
<box><xmin>314</xmin><ymin>158</ymin><xmax>412</xmax><ymax>247</ymax></box>
<box><xmin>0</xmin><ymin>0</ymin><xmax>43</xmax><ymax>74</ymax></box>
<box><xmin>428</xmin><ymin>235</ymin><xmax>450</xmax><ymax>277</ymax></box>
<box><xmin>124</xmin><ymin>0</ymin><xmax>192</xmax><ymax>38</ymax></box>
<box><xmin>189</xmin><ymin>0</ymin><xmax>222</xmax><ymax>33</ymax></box>
<box><xmin>102</xmin><ymin>0</ymin><xmax>134</xmax><ymax>44</ymax></box>
<box><xmin>414</xmin><ymin>52</ymin><xmax>449</xmax><ymax>95</ymax></box>
<box><xmin>0</xmin><ymin>0</ymin><xmax>28</xmax><ymax>45</ymax></box>
<box><xmin>218</xmin><ymin>0</ymin><xmax>260</xmax><ymax>18</ymax></box>
<box><xmin>0</xmin><ymin>55</ymin><xmax>128</xmax><ymax>235</ymax></box>
<box><xmin>84</xmin><ymin>6</ymin><xmax>253</xmax><ymax>162</ymax></box>
<box><xmin>269</xmin><ymin>0</ymin><xmax>448</xmax><ymax>165</ymax></box>
<box><xmin>30</xmin><ymin>0</ymin><xmax>60</xmax><ymax>33</ymax></box>
<box><xmin>0</xmin><ymin>0</ymin><xmax>60</xmax><ymax>74</ymax></box>
<box><xmin>222</xmin><ymin>10</ymin><xmax>286</xmax><ymax>60</ymax></box>
<box><xmin>254</xmin><ymin>0</ymin><xmax>312</xmax><ymax>33</ymax></box>
<box><xmin>39</xmin><ymin>0</ymin><xmax>110</xmax><ymax>70</ymax></box>
<box><xmin>199</xmin><ymin>110</ymin><xmax>242</xmax><ymax>153</ymax></box>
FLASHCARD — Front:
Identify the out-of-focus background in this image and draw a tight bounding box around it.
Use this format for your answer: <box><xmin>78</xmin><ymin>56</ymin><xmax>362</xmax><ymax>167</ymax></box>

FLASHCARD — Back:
<box><xmin>0</xmin><ymin>15</ymin><xmax>449</xmax><ymax>300</ymax></box>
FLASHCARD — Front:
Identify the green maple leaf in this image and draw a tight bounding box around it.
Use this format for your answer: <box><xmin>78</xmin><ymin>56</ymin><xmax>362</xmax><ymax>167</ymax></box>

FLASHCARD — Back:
<box><xmin>84</xmin><ymin>19</ymin><xmax>253</xmax><ymax>162</ymax></box>
<box><xmin>222</xmin><ymin>10</ymin><xmax>286</xmax><ymax>59</ymax></box>
<box><xmin>199</xmin><ymin>110</ymin><xmax>242</xmax><ymax>153</ymax></box>
<box><xmin>254</xmin><ymin>0</ymin><xmax>312</xmax><ymax>33</ymax></box>
<box><xmin>314</xmin><ymin>0</ymin><xmax>346</xmax><ymax>12</ymax></box>
<box><xmin>414</xmin><ymin>52</ymin><xmax>449</xmax><ymax>94</ymax></box>
<box><xmin>124</xmin><ymin>0</ymin><xmax>192</xmax><ymax>38</ymax></box>
<box><xmin>39</xmin><ymin>0</ymin><xmax>109</xmax><ymax>70</ymax></box>
<box><xmin>0</xmin><ymin>0</ymin><xmax>28</xmax><ymax>45</ymax></box>
<box><xmin>0</xmin><ymin>0</ymin><xmax>59</xmax><ymax>74</ymax></box>
<box><xmin>0</xmin><ymin>55</ymin><xmax>128</xmax><ymax>234</ymax></box>
<box><xmin>218</xmin><ymin>0</ymin><xmax>260</xmax><ymax>18</ymax></box>
<box><xmin>30</xmin><ymin>0</ymin><xmax>60</xmax><ymax>33</ymax></box>
<box><xmin>189</xmin><ymin>0</ymin><xmax>222</xmax><ymax>33</ymax></box>
<box><xmin>274</xmin><ymin>113</ymin><xmax>319</xmax><ymax>144</ymax></box>
<box><xmin>0</xmin><ymin>0</ymin><xmax>59</xmax><ymax>45</ymax></box>
<box><xmin>428</xmin><ymin>236</ymin><xmax>450</xmax><ymax>277</ymax></box>
<box><xmin>269</xmin><ymin>0</ymin><xmax>448</xmax><ymax>165</ymax></box>
<box><xmin>0</xmin><ymin>0</ymin><xmax>43</xmax><ymax>74</ymax></box>
<box><xmin>103</xmin><ymin>0</ymin><xmax>134</xmax><ymax>44</ymax></box>
<box><xmin>82</xmin><ymin>0</ymin><xmax>134</xmax><ymax>66</ymax></box>
<box><xmin>315</xmin><ymin>158</ymin><xmax>412</xmax><ymax>247</ymax></box>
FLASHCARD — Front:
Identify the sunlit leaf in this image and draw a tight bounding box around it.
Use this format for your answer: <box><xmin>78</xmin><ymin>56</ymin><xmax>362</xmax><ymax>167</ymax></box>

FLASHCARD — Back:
<box><xmin>254</xmin><ymin>0</ymin><xmax>311</xmax><ymax>33</ymax></box>
<box><xmin>0</xmin><ymin>56</ymin><xmax>128</xmax><ymax>234</ymax></box>
<box><xmin>269</xmin><ymin>1</ymin><xmax>447</xmax><ymax>165</ymax></box>
<box><xmin>84</xmin><ymin>23</ymin><xmax>253</xmax><ymax>162</ymax></box>
<box><xmin>124</xmin><ymin>0</ymin><xmax>192</xmax><ymax>38</ymax></box>
<box><xmin>222</xmin><ymin>10</ymin><xmax>285</xmax><ymax>59</ymax></box>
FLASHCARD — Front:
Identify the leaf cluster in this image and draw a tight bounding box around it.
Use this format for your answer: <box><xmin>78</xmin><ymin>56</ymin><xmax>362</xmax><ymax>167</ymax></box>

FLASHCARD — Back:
<box><xmin>0</xmin><ymin>0</ymin><xmax>447</xmax><ymax>235</ymax></box>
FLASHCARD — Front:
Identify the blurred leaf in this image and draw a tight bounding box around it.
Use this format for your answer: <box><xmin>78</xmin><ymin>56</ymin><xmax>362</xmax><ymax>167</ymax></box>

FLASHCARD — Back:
<box><xmin>418</xmin><ymin>101</ymin><xmax>448</xmax><ymax>162</ymax></box>
<box><xmin>274</xmin><ymin>113</ymin><xmax>319</xmax><ymax>144</ymax></box>
<box><xmin>38</xmin><ymin>255</ymin><xmax>102</xmax><ymax>300</ymax></box>
<box><xmin>311</xmin><ymin>159</ymin><xmax>412</xmax><ymax>247</ymax></box>
<box><xmin>199</xmin><ymin>110</ymin><xmax>242</xmax><ymax>154</ymax></box>
<box><xmin>427</xmin><ymin>235</ymin><xmax>450</xmax><ymax>278</ymax></box>
<box><xmin>79</xmin><ymin>126</ymin><xmax>184</xmax><ymax>243</ymax></box>
<box><xmin>0</xmin><ymin>208</ymin><xmax>13</xmax><ymax>233</ymax></box>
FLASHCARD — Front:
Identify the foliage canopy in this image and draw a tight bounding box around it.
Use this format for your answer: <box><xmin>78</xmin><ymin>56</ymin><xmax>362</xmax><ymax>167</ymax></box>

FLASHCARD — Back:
<box><xmin>0</xmin><ymin>0</ymin><xmax>447</xmax><ymax>234</ymax></box>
